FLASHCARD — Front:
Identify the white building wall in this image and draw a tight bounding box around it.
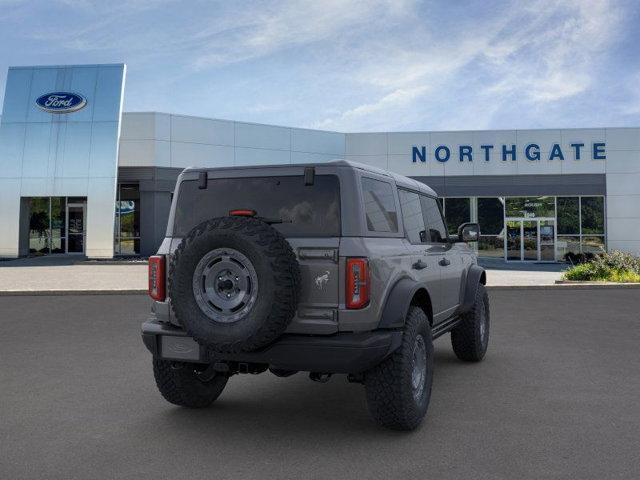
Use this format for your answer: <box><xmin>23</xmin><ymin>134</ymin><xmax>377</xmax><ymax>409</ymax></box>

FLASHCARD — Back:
<box><xmin>344</xmin><ymin>128</ymin><xmax>640</xmax><ymax>255</ymax></box>
<box><xmin>117</xmin><ymin>116</ymin><xmax>640</xmax><ymax>256</ymax></box>
<box><xmin>118</xmin><ymin>113</ymin><xmax>345</xmax><ymax>169</ymax></box>
<box><xmin>604</xmin><ymin>128</ymin><xmax>640</xmax><ymax>254</ymax></box>
<box><xmin>345</xmin><ymin>129</ymin><xmax>608</xmax><ymax>177</ymax></box>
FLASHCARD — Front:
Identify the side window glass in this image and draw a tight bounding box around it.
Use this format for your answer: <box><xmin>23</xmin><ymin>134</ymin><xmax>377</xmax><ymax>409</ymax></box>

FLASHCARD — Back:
<box><xmin>420</xmin><ymin>195</ymin><xmax>448</xmax><ymax>243</ymax></box>
<box><xmin>361</xmin><ymin>177</ymin><xmax>398</xmax><ymax>233</ymax></box>
<box><xmin>399</xmin><ymin>190</ymin><xmax>427</xmax><ymax>244</ymax></box>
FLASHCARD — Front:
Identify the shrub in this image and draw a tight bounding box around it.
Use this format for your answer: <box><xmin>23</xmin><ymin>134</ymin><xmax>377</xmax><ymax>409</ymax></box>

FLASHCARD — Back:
<box><xmin>563</xmin><ymin>250</ymin><xmax>640</xmax><ymax>282</ymax></box>
<box><xmin>563</xmin><ymin>252</ymin><xmax>595</xmax><ymax>265</ymax></box>
<box><xmin>594</xmin><ymin>250</ymin><xmax>640</xmax><ymax>273</ymax></box>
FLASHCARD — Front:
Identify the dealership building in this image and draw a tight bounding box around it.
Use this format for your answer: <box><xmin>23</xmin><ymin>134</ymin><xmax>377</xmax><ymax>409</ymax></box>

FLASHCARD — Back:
<box><xmin>1</xmin><ymin>63</ymin><xmax>639</xmax><ymax>261</ymax></box>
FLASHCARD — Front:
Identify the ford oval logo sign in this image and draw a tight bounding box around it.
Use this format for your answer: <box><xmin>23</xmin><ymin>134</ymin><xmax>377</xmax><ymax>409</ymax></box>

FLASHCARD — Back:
<box><xmin>35</xmin><ymin>92</ymin><xmax>87</xmax><ymax>114</ymax></box>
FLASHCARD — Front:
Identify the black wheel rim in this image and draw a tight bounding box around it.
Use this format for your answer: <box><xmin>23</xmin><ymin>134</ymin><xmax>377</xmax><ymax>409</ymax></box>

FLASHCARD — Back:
<box><xmin>192</xmin><ymin>248</ymin><xmax>259</xmax><ymax>323</ymax></box>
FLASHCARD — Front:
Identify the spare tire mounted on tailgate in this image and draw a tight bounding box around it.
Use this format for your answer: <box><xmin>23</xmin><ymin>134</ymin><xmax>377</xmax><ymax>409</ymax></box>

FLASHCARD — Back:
<box><xmin>169</xmin><ymin>216</ymin><xmax>301</xmax><ymax>353</ymax></box>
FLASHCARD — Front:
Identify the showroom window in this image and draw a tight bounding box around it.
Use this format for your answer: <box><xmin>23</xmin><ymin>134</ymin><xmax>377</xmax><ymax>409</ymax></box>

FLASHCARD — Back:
<box><xmin>557</xmin><ymin>197</ymin><xmax>579</xmax><ymax>235</ymax></box>
<box><xmin>580</xmin><ymin>197</ymin><xmax>605</xmax><ymax>254</ymax></box>
<box><xmin>114</xmin><ymin>184</ymin><xmax>141</xmax><ymax>255</ymax></box>
<box><xmin>557</xmin><ymin>197</ymin><xmax>580</xmax><ymax>259</ymax></box>
<box><xmin>442</xmin><ymin>197</ymin><xmax>471</xmax><ymax>235</ymax></box>
<box><xmin>477</xmin><ymin>197</ymin><xmax>505</xmax><ymax>258</ymax></box>
<box><xmin>27</xmin><ymin>197</ymin><xmax>86</xmax><ymax>255</ymax></box>
<box><xmin>505</xmin><ymin>196</ymin><xmax>555</xmax><ymax>218</ymax></box>
<box><xmin>28</xmin><ymin>197</ymin><xmax>54</xmax><ymax>254</ymax></box>
<box><xmin>556</xmin><ymin>196</ymin><xmax>606</xmax><ymax>258</ymax></box>
<box><xmin>581</xmin><ymin>197</ymin><xmax>605</xmax><ymax>234</ymax></box>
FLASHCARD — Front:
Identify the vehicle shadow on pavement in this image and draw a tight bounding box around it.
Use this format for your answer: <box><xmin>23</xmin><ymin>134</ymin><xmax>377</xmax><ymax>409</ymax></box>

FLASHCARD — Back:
<box><xmin>141</xmin><ymin>347</ymin><xmax>470</xmax><ymax>438</ymax></box>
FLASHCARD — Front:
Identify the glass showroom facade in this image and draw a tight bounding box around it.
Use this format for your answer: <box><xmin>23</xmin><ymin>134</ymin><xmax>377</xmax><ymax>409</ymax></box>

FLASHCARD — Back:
<box><xmin>26</xmin><ymin>197</ymin><xmax>87</xmax><ymax>255</ymax></box>
<box><xmin>21</xmin><ymin>190</ymin><xmax>607</xmax><ymax>261</ymax></box>
<box><xmin>24</xmin><ymin>185</ymin><xmax>142</xmax><ymax>257</ymax></box>
<box><xmin>440</xmin><ymin>196</ymin><xmax>606</xmax><ymax>261</ymax></box>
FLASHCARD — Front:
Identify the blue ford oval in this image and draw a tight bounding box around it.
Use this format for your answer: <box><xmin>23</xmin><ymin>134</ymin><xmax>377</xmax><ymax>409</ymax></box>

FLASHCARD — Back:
<box><xmin>35</xmin><ymin>92</ymin><xmax>87</xmax><ymax>114</ymax></box>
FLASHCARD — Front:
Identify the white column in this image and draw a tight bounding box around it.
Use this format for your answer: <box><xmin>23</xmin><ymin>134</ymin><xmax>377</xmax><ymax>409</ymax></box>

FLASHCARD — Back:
<box><xmin>605</xmin><ymin>128</ymin><xmax>640</xmax><ymax>255</ymax></box>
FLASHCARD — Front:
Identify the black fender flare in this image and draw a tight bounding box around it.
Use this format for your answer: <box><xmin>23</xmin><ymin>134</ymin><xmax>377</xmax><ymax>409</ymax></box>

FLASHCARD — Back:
<box><xmin>378</xmin><ymin>277</ymin><xmax>428</xmax><ymax>329</ymax></box>
<box><xmin>460</xmin><ymin>265</ymin><xmax>486</xmax><ymax>314</ymax></box>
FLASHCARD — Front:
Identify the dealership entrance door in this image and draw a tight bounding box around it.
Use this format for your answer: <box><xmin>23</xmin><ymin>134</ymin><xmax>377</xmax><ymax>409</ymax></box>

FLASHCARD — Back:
<box><xmin>505</xmin><ymin>218</ymin><xmax>555</xmax><ymax>262</ymax></box>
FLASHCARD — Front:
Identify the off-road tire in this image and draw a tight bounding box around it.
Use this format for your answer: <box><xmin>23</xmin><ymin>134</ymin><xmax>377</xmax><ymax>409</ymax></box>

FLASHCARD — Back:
<box><xmin>364</xmin><ymin>306</ymin><xmax>434</xmax><ymax>431</ymax></box>
<box><xmin>451</xmin><ymin>283</ymin><xmax>490</xmax><ymax>362</ymax></box>
<box><xmin>153</xmin><ymin>359</ymin><xmax>228</xmax><ymax>408</ymax></box>
<box><xmin>169</xmin><ymin>217</ymin><xmax>301</xmax><ymax>353</ymax></box>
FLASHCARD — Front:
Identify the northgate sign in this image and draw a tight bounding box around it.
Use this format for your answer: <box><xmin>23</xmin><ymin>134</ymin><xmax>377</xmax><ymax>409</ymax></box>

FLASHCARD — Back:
<box><xmin>411</xmin><ymin>142</ymin><xmax>606</xmax><ymax>163</ymax></box>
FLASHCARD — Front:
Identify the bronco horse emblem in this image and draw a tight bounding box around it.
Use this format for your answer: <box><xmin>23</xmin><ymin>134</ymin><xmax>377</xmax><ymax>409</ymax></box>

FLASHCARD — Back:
<box><xmin>315</xmin><ymin>270</ymin><xmax>330</xmax><ymax>290</ymax></box>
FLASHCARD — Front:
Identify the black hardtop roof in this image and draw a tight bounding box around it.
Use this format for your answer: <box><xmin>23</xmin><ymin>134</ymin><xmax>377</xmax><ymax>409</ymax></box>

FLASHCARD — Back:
<box><xmin>182</xmin><ymin>159</ymin><xmax>437</xmax><ymax>197</ymax></box>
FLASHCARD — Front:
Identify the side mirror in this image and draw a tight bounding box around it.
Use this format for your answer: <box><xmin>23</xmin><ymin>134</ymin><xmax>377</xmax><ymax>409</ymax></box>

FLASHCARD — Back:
<box><xmin>457</xmin><ymin>222</ymin><xmax>480</xmax><ymax>242</ymax></box>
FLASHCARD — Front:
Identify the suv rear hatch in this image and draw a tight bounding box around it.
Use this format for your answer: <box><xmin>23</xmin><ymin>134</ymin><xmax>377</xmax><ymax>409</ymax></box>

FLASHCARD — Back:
<box><xmin>170</xmin><ymin>170</ymin><xmax>342</xmax><ymax>334</ymax></box>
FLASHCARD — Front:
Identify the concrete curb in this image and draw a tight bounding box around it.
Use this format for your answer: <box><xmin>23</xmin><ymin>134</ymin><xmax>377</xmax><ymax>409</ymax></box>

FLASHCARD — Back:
<box><xmin>555</xmin><ymin>280</ymin><xmax>640</xmax><ymax>286</ymax></box>
<box><xmin>0</xmin><ymin>289</ymin><xmax>147</xmax><ymax>296</ymax></box>
<box><xmin>488</xmin><ymin>283</ymin><xmax>640</xmax><ymax>290</ymax></box>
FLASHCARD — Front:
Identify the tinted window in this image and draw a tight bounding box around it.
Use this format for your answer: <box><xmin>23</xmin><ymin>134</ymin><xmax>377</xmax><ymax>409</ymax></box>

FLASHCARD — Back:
<box><xmin>444</xmin><ymin>197</ymin><xmax>471</xmax><ymax>235</ymax></box>
<box><xmin>581</xmin><ymin>197</ymin><xmax>605</xmax><ymax>234</ymax></box>
<box><xmin>173</xmin><ymin>175</ymin><xmax>340</xmax><ymax>237</ymax></box>
<box><xmin>420</xmin><ymin>196</ymin><xmax>448</xmax><ymax>243</ymax></box>
<box><xmin>361</xmin><ymin>178</ymin><xmax>398</xmax><ymax>233</ymax></box>
<box><xmin>478</xmin><ymin>197</ymin><xmax>504</xmax><ymax>235</ymax></box>
<box><xmin>557</xmin><ymin>197</ymin><xmax>579</xmax><ymax>234</ymax></box>
<box><xmin>399</xmin><ymin>190</ymin><xmax>426</xmax><ymax>244</ymax></box>
<box><xmin>505</xmin><ymin>196</ymin><xmax>555</xmax><ymax>218</ymax></box>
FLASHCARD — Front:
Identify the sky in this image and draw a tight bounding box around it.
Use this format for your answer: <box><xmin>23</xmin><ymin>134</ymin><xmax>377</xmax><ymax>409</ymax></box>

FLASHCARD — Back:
<box><xmin>0</xmin><ymin>0</ymin><xmax>639</xmax><ymax>132</ymax></box>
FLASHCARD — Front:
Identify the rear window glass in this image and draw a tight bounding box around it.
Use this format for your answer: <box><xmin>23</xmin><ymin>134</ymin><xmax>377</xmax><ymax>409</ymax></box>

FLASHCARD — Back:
<box><xmin>361</xmin><ymin>177</ymin><xmax>398</xmax><ymax>233</ymax></box>
<box><xmin>173</xmin><ymin>175</ymin><xmax>341</xmax><ymax>237</ymax></box>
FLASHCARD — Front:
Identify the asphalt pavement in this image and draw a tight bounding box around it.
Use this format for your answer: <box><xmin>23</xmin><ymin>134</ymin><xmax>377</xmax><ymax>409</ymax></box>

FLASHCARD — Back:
<box><xmin>1</xmin><ymin>290</ymin><xmax>639</xmax><ymax>479</ymax></box>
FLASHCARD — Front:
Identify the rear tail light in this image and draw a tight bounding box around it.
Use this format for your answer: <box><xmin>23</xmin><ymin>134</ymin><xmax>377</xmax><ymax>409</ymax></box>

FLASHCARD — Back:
<box><xmin>148</xmin><ymin>255</ymin><xmax>166</xmax><ymax>301</ymax></box>
<box><xmin>346</xmin><ymin>258</ymin><xmax>369</xmax><ymax>309</ymax></box>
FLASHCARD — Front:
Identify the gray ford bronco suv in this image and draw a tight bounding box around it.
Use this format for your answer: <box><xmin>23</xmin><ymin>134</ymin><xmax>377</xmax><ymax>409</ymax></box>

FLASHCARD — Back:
<box><xmin>142</xmin><ymin>160</ymin><xmax>489</xmax><ymax>430</ymax></box>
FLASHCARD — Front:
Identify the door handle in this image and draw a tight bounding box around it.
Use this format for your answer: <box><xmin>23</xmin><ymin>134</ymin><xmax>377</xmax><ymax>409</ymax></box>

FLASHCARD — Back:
<box><xmin>412</xmin><ymin>260</ymin><xmax>428</xmax><ymax>270</ymax></box>
<box><xmin>439</xmin><ymin>257</ymin><xmax>451</xmax><ymax>266</ymax></box>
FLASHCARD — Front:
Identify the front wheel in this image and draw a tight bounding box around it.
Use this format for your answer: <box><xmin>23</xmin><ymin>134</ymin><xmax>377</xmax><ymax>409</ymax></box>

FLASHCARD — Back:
<box><xmin>153</xmin><ymin>359</ymin><xmax>228</xmax><ymax>408</ymax></box>
<box><xmin>364</xmin><ymin>306</ymin><xmax>434</xmax><ymax>431</ymax></box>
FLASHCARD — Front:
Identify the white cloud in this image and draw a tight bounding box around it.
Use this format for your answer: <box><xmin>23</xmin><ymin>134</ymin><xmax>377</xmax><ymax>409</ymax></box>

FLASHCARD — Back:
<box><xmin>314</xmin><ymin>0</ymin><xmax>625</xmax><ymax>130</ymax></box>
<box><xmin>190</xmin><ymin>0</ymin><xmax>413</xmax><ymax>69</ymax></box>
<box><xmin>313</xmin><ymin>85</ymin><xmax>428</xmax><ymax>130</ymax></box>
<box><xmin>482</xmin><ymin>0</ymin><xmax>621</xmax><ymax>104</ymax></box>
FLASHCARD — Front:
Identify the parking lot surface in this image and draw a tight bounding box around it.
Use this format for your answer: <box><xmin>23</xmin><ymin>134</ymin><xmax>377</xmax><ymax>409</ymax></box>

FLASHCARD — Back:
<box><xmin>1</xmin><ymin>290</ymin><xmax>639</xmax><ymax>479</ymax></box>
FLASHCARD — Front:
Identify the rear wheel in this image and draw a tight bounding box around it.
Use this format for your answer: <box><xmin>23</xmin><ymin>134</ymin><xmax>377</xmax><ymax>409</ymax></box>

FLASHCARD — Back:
<box><xmin>364</xmin><ymin>306</ymin><xmax>433</xmax><ymax>430</ymax></box>
<box><xmin>451</xmin><ymin>283</ymin><xmax>490</xmax><ymax>362</ymax></box>
<box><xmin>153</xmin><ymin>359</ymin><xmax>228</xmax><ymax>408</ymax></box>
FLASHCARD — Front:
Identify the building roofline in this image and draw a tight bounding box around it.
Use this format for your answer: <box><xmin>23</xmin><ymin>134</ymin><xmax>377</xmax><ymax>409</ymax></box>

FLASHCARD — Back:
<box><xmin>122</xmin><ymin>111</ymin><xmax>344</xmax><ymax>135</ymax></box>
<box><xmin>8</xmin><ymin>63</ymin><xmax>125</xmax><ymax>70</ymax></box>
<box><xmin>123</xmin><ymin>112</ymin><xmax>639</xmax><ymax>135</ymax></box>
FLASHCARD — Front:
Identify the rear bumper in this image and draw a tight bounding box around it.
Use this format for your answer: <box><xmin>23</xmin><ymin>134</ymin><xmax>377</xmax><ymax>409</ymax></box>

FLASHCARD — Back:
<box><xmin>141</xmin><ymin>319</ymin><xmax>402</xmax><ymax>374</ymax></box>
